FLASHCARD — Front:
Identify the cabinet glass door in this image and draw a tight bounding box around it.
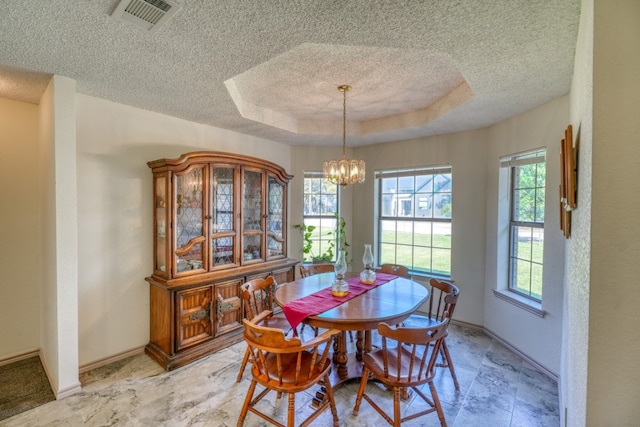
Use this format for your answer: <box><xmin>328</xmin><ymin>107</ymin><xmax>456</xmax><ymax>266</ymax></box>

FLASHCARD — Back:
<box><xmin>211</xmin><ymin>167</ymin><xmax>236</xmax><ymax>268</ymax></box>
<box><xmin>175</xmin><ymin>166</ymin><xmax>205</xmax><ymax>274</ymax></box>
<box><xmin>242</xmin><ymin>169</ymin><xmax>263</xmax><ymax>262</ymax></box>
<box><xmin>154</xmin><ymin>175</ymin><xmax>168</xmax><ymax>274</ymax></box>
<box><xmin>267</xmin><ymin>175</ymin><xmax>285</xmax><ymax>259</ymax></box>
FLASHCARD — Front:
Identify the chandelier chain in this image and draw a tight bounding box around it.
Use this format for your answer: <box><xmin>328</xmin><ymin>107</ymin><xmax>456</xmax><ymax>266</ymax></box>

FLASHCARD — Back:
<box><xmin>342</xmin><ymin>86</ymin><xmax>347</xmax><ymax>159</ymax></box>
<box><xmin>322</xmin><ymin>84</ymin><xmax>365</xmax><ymax>186</ymax></box>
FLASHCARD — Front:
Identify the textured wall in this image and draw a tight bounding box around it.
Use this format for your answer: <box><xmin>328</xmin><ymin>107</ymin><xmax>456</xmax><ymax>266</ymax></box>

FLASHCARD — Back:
<box><xmin>483</xmin><ymin>96</ymin><xmax>568</xmax><ymax>376</ymax></box>
<box><xmin>588</xmin><ymin>0</ymin><xmax>640</xmax><ymax>423</ymax></box>
<box><xmin>38</xmin><ymin>75</ymin><xmax>80</xmax><ymax>397</ymax></box>
<box><xmin>563</xmin><ymin>0</ymin><xmax>592</xmax><ymax>425</ymax></box>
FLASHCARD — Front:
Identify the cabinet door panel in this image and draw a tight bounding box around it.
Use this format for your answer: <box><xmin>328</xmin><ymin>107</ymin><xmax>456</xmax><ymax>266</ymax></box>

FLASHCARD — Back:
<box><xmin>176</xmin><ymin>286</ymin><xmax>213</xmax><ymax>351</ymax></box>
<box><xmin>210</xmin><ymin>166</ymin><xmax>238</xmax><ymax>269</ymax></box>
<box><xmin>215</xmin><ymin>279</ymin><xmax>243</xmax><ymax>336</ymax></box>
<box><xmin>242</xmin><ymin>169</ymin><xmax>264</xmax><ymax>263</ymax></box>
<box><xmin>174</xmin><ymin>165</ymin><xmax>205</xmax><ymax>274</ymax></box>
<box><xmin>267</xmin><ymin>175</ymin><xmax>286</xmax><ymax>259</ymax></box>
<box><xmin>154</xmin><ymin>175</ymin><xmax>168</xmax><ymax>275</ymax></box>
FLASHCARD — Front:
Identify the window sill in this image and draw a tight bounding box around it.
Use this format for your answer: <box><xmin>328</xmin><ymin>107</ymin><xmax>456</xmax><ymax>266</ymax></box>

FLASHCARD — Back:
<box><xmin>492</xmin><ymin>289</ymin><xmax>545</xmax><ymax>318</ymax></box>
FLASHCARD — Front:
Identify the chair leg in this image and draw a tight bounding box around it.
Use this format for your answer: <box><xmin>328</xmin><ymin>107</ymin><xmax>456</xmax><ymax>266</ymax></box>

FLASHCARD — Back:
<box><xmin>428</xmin><ymin>381</ymin><xmax>448</xmax><ymax>427</ymax></box>
<box><xmin>392</xmin><ymin>386</ymin><xmax>401</xmax><ymax>427</ymax></box>
<box><xmin>323</xmin><ymin>373</ymin><xmax>340</xmax><ymax>427</ymax></box>
<box><xmin>353</xmin><ymin>367</ymin><xmax>369</xmax><ymax>415</ymax></box>
<box><xmin>440</xmin><ymin>339</ymin><xmax>459</xmax><ymax>390</ymax></box>
<box><xmin>287</xmin><ymin>392</ymin><xmax>295</xmax><ymax>427</ymax></box>
<box><xmin>237</xmin><ymin>379</ymin><xmax>257</xmax><ymax>426</ymax></box>
<box><xmin>236</xmin><ymin>346</ymin><xmax>251</xmax><ymax>382</ymax></box>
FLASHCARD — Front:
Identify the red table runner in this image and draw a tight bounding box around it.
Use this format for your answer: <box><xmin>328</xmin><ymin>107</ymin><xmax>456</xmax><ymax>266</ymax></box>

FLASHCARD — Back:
<box><xmin>282</xmin><ymin>273</ymin><xmax>397</xmax><ymax>331</ymax></box>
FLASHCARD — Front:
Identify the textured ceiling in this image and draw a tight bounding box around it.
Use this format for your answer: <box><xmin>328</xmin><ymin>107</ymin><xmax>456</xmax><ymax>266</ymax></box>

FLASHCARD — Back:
<box><xmin>0</xmin><ymin>0</ymin><xmax>581</xmax><ymax>147</ymax></box>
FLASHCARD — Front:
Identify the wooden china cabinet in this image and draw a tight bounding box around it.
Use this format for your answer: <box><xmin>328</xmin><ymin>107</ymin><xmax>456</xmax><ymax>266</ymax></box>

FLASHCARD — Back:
<box><xmin>145</xmin><ymin>151</ymin><xmax>298</xmax><ymax>370</ymax></box>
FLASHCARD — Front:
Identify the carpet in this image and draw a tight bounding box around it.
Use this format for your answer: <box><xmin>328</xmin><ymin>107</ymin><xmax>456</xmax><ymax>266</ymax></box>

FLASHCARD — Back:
<box><xmin>0</xmin><ymin>356</ymin><xmax>55</xmax><ymax>421</ymax></box>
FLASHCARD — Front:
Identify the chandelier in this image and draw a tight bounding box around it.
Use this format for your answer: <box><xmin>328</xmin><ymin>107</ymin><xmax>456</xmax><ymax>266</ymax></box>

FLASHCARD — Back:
<box><xmin>322</xmin><ymin>85</ymin><xmax>366</xmax><ymax>186</ymax></box>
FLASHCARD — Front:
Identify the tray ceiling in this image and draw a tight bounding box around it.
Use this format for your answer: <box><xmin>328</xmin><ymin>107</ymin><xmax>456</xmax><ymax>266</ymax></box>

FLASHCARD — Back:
<box><xmin>0</xmin><ymin>0</ymin><xmax>581</xmax><ymax>147</ymax></box>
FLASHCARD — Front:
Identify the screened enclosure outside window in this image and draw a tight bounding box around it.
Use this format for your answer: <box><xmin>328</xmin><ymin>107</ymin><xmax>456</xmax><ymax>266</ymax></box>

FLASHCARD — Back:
<box><xmin>302</xmin><ymin>173</ymin><xmax>338</xmax><ymax>262</ymax></box>
<box><xmin>376</xmin><ymin>166</ymin><xmax>452</xmax><ymax>277</ymax></box>
<box><xmin>504</xmin><ymin>150</ymin><xmax>546</xmax><ymax>301</ymax></box>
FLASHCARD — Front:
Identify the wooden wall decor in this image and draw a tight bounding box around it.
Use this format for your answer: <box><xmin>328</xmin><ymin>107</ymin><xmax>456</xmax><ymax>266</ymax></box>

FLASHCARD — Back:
<box><xmin>559</xmin><ymin>124</ymin><xmax>576</xmax><ymax>238</ymax></box>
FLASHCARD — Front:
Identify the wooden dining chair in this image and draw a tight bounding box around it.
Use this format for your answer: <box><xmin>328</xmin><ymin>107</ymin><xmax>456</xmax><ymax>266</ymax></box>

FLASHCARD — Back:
<box><xmin>237</xmin><ymin>312</ymin><xmax>341</xmax><ymax>427</ymax></box>
<box><xmin>375</xmin><ymin>263</ymin><xmax>411</xmax><ymax>278</ymax></box>
<box><xmin>425</xmin><ymin>278</ymin><xmax>460</xmax><ymax>390</ymax></box>
<box><xmin>299</xmin><ymin>263</ymin><xmax>335</xmax><ymax>278</ymax></box>
<box><xmin>236</xmin><ymin>276</ymin><xmax>293</xmax><ymax>382</ymax></box>
<box><xmin>353</xmin><ymin>317</ymin><xmax>451</xmax><ymax>426</ymax></box>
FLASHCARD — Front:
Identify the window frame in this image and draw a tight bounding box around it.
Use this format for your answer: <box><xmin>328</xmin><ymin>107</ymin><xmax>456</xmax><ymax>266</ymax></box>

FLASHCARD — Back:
<box><xmin>505</xmin><ymin>149</ymin><xmax>546</xmax><ymax>302</ymax></box>
<box><xmin>301</xmin><ymin>172</ymin><xmax>339</xmax><ymax>262</ymax></box>
<box><xmin>375</xmin><ymin>165</ymin><xmax>452</xmax><ymax>278</ymax></box>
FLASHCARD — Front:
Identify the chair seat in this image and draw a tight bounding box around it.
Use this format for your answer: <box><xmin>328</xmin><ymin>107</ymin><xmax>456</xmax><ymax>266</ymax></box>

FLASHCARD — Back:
<box><xmin>403</xmin><ymin>314</ymin><xmax>440</xmax><ymax>327</ymax></box>
<box><xmin>258</xmin><ymin>314</ymin><xmax>292</xmax><ymax>332</ymax></box>
<box><xmin>253</xmin><ymin>354</ymin><xmax>331</xmax><ymax>392</ymax></box>
<box><xmin>403</xmin><ymin>314</ymin><xmax>450</xmax><ymax>337</ymax></box>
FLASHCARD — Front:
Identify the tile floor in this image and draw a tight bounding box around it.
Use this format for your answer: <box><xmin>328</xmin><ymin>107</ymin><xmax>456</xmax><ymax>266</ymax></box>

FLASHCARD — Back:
<box><xmin>0</xmin><ymin>323</ymin><xmax>559</xmax><ymax>426</ymax></box>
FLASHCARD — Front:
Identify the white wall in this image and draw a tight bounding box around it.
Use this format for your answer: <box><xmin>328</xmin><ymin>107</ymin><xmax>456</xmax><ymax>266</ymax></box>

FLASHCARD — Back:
<box><xmin>587</xmin><ymin>0</ymin><xmax>640</xmax><ymax>423</ymax></box>
<box><xmin>75</xmin><ymin>94</ymin><xmax>293</xmax><ymax>365</ymax></box>
<box><xmin>39</xmin><ymin>75</ymin><xmax>81</xmax><ymax>398</ymax></box>
<box><xmin>352</xmin><ymin>131</ymin><xmax>489</xmax><ymax>327</ymax></box>
<box><xmin>563</xmin><ymin>0</ymin><xmax>592</xmax><ymax>424</ymax></box>
<box><xmin>484</xmin><ymin>95</ymin><xmax>568</xmax><ymax>376</ymax></box>
<box><xmin>0</xmin><ymin>98</ymin><xmax>41</xmax><ymax>361</ymax></box>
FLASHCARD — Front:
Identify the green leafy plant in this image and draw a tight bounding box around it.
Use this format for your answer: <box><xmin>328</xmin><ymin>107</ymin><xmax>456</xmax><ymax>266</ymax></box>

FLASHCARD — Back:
<box><xmin>294</xmin><ymin>213</ymin><xmax>350</xmax><ymax>264</ymax></box>
<box><xmin>327</xmin><ymin>214</ymin><xmax>350</xmax><ymax>264</ymax></box>
<box><xmin>294</xmin><ymin>223</ymin><xmax>324</xmax><ymax>262</ymax></box>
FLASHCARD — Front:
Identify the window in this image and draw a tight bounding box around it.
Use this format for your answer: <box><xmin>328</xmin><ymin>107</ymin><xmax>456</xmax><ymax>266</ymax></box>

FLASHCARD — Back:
<box><xmin>375</xmin><ymin>166</ymin><xmax>452</xmax><ymax>277</ymax></box>
<box><xmin>504</xmin><ymin>149</ymin><xmax>545</xmax><ymax>301</ymax></box>
<box><xmin>302</xmin><ymin>172</ymin><xmax>339</xmax><ymax>262</ymax></box>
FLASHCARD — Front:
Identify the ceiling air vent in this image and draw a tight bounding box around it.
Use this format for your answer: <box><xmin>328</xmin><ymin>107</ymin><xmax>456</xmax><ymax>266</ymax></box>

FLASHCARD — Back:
<box><xmin>111</xmin><ymin>0</ymin><xmax>181</xmax><ymax>33</ymax></box>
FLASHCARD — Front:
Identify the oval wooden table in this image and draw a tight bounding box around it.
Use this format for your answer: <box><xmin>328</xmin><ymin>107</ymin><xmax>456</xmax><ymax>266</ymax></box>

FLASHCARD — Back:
<box><xmin>275</xmin><ymin>271</ymin><xmax>429</xmax><ymax>405</ymax></box>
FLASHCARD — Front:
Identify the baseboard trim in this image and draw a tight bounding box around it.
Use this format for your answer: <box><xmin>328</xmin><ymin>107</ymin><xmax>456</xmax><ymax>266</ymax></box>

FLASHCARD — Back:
<box><xmin>484</xmin><ymin>327</ymin><xmax>558</xmax><ymax>382</ymax></box>
<box><xmin>0</xmin><ymin>349</ymin><xmax>40</xmax><ymax>367</ymax></box>
<box><xmin>36</xmin><ymin>350</ymin><xmax>82</xmax><ymax>400</ymax></box>
<box><xmin>79</xmin><ymin>345</ymin><xmax>146</xmax><ymax>374</ymax></box>
<box><xmin>55</xmin><ymin>382</ymin><xmax>82</xmax><ymax>400</ymax></box>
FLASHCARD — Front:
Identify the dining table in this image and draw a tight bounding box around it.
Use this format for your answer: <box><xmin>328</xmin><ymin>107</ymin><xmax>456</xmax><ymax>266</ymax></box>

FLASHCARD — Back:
<box><xmin>275</xmin><ymin>271</ymin><xmax>429</xmax><ymax>405</ymax></box>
